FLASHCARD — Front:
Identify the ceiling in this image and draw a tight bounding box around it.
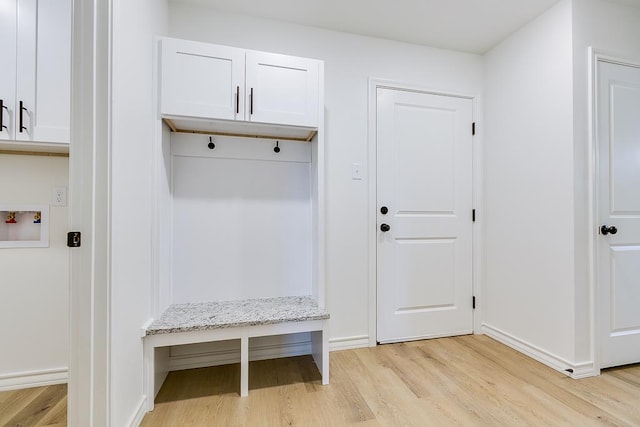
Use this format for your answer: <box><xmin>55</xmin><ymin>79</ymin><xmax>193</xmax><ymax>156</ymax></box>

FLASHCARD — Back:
<box><xmin>173</xmin><ymin>0</ymin><xmax>640</xmax><ymax>54</ymax></box>
<box><xmin>173</xmin><ymin>0</ymin><xmax>567</xmax><ymax>54</ymax></box>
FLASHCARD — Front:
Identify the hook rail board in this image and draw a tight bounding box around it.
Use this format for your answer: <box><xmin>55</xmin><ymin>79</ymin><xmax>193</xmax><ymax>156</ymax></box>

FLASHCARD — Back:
<box><xmin>170</xmin><ymin>132</ymin><xmax>312</xmax><ymax>163</ymax></box>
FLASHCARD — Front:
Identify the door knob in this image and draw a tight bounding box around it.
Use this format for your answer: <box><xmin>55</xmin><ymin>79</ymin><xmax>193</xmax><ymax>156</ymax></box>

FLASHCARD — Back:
<box><xmin>380</xmin><ymin>223</ymin><xmax>391</xmax><ymax>232</ymax></box>
<box><xmin>380</xmin><ymin>206</ymin><xmax>388</xmax><ymax>215</ymax></box>
<box><xmin>600</xmin><ymin>225</ymin><xmax>618</xmax><ymax>235</ymax></box>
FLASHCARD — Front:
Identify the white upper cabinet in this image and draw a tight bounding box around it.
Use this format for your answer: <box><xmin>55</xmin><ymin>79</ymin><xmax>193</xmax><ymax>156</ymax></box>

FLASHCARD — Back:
<box><xmin>0</xmin><ymin>1</ymin><xmax>17</xmax><ymax>140</ymax></box>
<box><xmin>160</xmin><ymin>38</ymin><xmax>321</xmax><ymax>131</ymax></box>
<box><xmin>161</xmin><ymin>38</ymin><xmax>245</xmax><ymax>121</ymax></box>
<box><xmin>0</xmin><ymin>0</ymin><xmax>71</xmax><ymax>144</ymax></box>
<box><xmin>245</xmin><ymin>51</ymin><xmax>319</xmax><ymax>128</ymax></box>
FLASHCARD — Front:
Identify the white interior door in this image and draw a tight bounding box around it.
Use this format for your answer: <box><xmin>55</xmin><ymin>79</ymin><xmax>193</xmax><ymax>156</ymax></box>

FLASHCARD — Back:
<box><xmin>597</xmin><ymin>60</ymin><xmax>640</xmax><ymax>369</ymax></box>
<box><xmin>376</xmin><ymin>87</ymin><xmax>473</xmax><ymax>343</ymax></box>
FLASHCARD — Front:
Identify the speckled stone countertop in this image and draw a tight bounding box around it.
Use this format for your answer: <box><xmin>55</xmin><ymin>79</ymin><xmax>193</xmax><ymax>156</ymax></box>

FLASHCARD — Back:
<box><xmin>146</xmin><ymin>295</ymin><xmax>329</xmax><ymax>336</ymax></box>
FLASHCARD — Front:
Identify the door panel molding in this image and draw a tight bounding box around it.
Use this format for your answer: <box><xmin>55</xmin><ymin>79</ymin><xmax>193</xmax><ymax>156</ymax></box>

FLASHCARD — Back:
<box><xmin>367</xmin><ymin>78</ymin><xmax>481</xmax><ymax>346</ymax></box>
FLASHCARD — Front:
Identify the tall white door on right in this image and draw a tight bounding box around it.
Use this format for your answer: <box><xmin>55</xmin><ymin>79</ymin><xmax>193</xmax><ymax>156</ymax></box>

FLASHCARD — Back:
<box><xmin>597</xmin><ymin>59</ymin><xmax>640</xmax><ymax>369</ymax></box>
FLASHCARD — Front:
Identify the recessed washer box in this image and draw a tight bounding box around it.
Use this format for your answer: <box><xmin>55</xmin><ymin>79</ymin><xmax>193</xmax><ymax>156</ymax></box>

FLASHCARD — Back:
<box><xmin>0</xmin><ymin>205</ymin><xmax>49</xmax><ymax>248</ymax></box>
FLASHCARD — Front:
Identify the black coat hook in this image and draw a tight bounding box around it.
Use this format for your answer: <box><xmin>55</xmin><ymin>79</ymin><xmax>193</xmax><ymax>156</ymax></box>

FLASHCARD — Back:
<box><xmin>274</xmin><ymin>141</ymin><xmax>280</xmax><ymax>153</ymax></box>
<box><xmin>207</xmin><ymin>136</ymin><xmax>215</xmax><ymax>150</ymax></box>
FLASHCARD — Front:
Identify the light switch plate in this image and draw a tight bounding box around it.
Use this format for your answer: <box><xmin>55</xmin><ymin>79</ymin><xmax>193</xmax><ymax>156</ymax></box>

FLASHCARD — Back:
<box><xmin>352</xmin><ymin>163</ymin><xmax>362</xmax><ymax>180</ymax></box>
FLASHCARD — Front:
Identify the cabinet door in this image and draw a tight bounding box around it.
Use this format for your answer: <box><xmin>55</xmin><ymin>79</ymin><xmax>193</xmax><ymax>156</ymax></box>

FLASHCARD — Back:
<box><xmin>15</xmin><ymin>0</ymin><xmax>71</xmax><ymax>143</ymax></box>
<box><xmin>161</xmin><ymin>38</ymin><xmax>245</xmax><ymax>121</ymax></box>
<box><xmin>0</xmin><ymin>1</ymin><xmax>17</xmax><ymax>140</ymax></box>
<box><xmin>245</xmin><ymin>51</ymin><xmax>319</xmax><ymax>128</ymax></box>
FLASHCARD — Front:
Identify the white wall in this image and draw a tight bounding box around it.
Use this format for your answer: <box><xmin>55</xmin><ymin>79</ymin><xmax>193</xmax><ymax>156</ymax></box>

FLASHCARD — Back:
<box><xmin>170</xmin><ymin>138</ymin><xmax>313</xmax><ymax>303</ymax></box>
<box><xmin>483</xmin><ymin>0</ymin><xmax>577</xmax><ymax>364</ymax></box>
<box><xmin>167</xmin><ymin>1</ymin><xmax>483</xmax><ymax>346</ymax></box>
<box><xmin>571</xmin><ymin>0</ymin><xmax>640</xmax><ymax>364</ymax></box>
<box><xmin>0</xmin><ymin>154</ymin><xmax>68</xmax><ymax>388</ymax></box>
<box><xmin>110</xmin><ymin>1</ymin><xmax>167</xmax><ymax>425</ymax></box>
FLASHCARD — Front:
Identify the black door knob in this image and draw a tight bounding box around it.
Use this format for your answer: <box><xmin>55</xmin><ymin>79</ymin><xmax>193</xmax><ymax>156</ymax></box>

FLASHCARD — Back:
<box><xmin>601</xmin><ymin>225</ymin><xmax>618</xmax><ymax>235</ymax></box>
<box><xmin>380</xmin><ymin>206</ymin><xmax>388</xmax><ymax>215</ymax></box>
<box><xmin>380</xmin><ymin>223</ymin><xmax>391</xmax><ymax>232</ymax></box>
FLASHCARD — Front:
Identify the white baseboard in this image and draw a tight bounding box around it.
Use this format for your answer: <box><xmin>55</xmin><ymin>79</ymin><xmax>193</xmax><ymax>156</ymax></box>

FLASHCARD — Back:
<box><xmin>168</xmin><ymin>340</ymin><xmax>313</xmax><ymax>371</ymax></box>
<box><xmin>570</xmin><ymin>361</ymin><xmax>596</xmax><ymax>379</ymax></box>
<box><xmin>127</xmin><ymin>396</ymin><xmax>148</xmax><ymax>427</ymax></box>
<box><xmin>329</xmin><ymin>335</ymin><xmax>370</xmax><ymax>351</ymax></box>
<box><xmin>0</xmin><ymin>367</ymin><xmax>67</xmax><ymax>391</ymax></box>
<box><xmin>482</xmin><ymin>324</ymin><xmax>596</xmax><ymax>379</ymax></box>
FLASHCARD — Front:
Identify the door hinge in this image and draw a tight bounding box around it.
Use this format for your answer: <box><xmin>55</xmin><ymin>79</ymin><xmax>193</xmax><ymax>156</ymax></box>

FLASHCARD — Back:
<box><xmin>472</xmin><ymin>209</ymin><xmax>476</xmax><ymax>222</ymax></box>
<box><xmin>473</xmin><ymin>296</ymin><xmax>476</xmax><ymax>309</ymax></box>
<box><xmin>472</xmin><ymin>122</ymin><xmax>476</xmax><ymax>136</ymax></box>
<box><xmin>67</xmin><ymin>231</ymin><xmax>81</xmax><ymax>248</ymax></box>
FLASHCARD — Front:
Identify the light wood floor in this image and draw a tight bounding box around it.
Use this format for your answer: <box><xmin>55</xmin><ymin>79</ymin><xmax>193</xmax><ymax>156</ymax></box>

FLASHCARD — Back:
<box><xmin>0</xmin><ymin>383</ymin><xmax>66</xmax><ymax>427</ymax></box>
<box><xmin>142</xmin><ymin>335</ymin><xmax>640</xmax><ymax>426</ymax></box>
<box><xmin>2</xmin><ymin>335</ymin><xmax>640</xmax><ymax>426</ymax></box>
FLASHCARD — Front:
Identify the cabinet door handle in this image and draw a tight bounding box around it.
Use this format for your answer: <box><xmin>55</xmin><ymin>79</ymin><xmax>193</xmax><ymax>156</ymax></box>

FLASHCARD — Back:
<box><xmin>0</xmin><ymin>99</ymin><xmax>7</xmax><ymax>131</ymax></box>
<box><xmin>250</xmin><ymin>87</ymin><xmax>254</xmax><ymax>115</ymax></box>
<box><xmin>19</xmin><ymin>100</ymin><xmax>27</xmax><ymax>133</ymax></box>
<box><xmin>236</xmin><ymin>86</ymin><xmax>240</xmax><ymax>115</ymax></box>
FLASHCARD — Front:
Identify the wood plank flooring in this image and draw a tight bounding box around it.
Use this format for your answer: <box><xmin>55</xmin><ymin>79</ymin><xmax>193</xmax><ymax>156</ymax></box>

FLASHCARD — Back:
<box><xmin>142</xmin><ymin>335</ymin><xmax>640</xmax><ymax>426</ymax></box>
<box><xmin>2</xmin><ymin>335</ymin><xmax>639</xmax><ymax>426</ymax></box>
<box><xmin>0</xmin><ymin>384</ymin><xmax>66</xmax><ymax>427</ymax></box>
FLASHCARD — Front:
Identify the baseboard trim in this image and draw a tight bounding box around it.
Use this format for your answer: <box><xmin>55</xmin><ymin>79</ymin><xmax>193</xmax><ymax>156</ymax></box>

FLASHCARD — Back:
<box><xmin>570</xmin><ymin>361</ymin><xmax>596</xmax><ymax>379</ymax></box>
<box><xmin>127</xmin><ymin>396</ymin><xmax>147</xmax><ymax>427</ymax></box>
<box><xmin>0</xmin><ymin>367</ymin><xmax>68</xmax><ymax>391</ymax></box>
<box><xmin>482</xmin><ymin>324</ymin><xmax>596</xmax><ymax>379</ymax></box>
<box><xmin>329</xmin><ymin>335</ymin><xmax>370</xmax><ymax>351</ymax></box>
<box><xmin>168</xmin><ymin>341</ymin><xmax>313</xmax><ymax>371</ymax></box>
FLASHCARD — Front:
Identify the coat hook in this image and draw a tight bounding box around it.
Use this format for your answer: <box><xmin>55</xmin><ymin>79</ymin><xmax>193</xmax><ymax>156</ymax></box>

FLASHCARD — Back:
<box><xmin>207</xmin><ymin>136</ymin><xmax>215</xmax><ymax>150</ymax></box>
<box><xmin>274</xmin><ymin>141</ymin><xmax>280</xmax><ymax>153</ymax></box>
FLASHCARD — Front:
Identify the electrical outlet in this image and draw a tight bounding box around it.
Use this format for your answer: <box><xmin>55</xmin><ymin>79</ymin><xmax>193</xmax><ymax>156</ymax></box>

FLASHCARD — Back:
<box><xmin>52</xmin><ymin>186</ymin><xmax>67</xmax><ymax>206</ymax></box>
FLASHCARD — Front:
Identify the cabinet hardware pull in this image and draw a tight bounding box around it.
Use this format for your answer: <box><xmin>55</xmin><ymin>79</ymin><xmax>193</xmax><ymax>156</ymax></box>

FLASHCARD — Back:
<box><xmin>208</xmin><ymin>136</ymin><xmax>215</xmax><ymax>150</ymax></box>
<box><xmin>0</xmin><ymin>99</ymin><xmax>7</xmax><ymax>131</ymax></box>
<box><xmin>250</xmin><ymin>87</ymin><xmax>254</xmax><ymax>115</ymax></box>
<box><xmin>274</xmin><ymin>141</ymin><xmax>280</xmax><ymax>153</ymax></box>
<box><xmin>236</xmin><ymin>86</ymin><xmax>240</xmax><ymax>115</ymax></box>
<box><xmin>19</xmin><ymin>101</ymin><xmax>27</xmax><ymax>133</ymax></box>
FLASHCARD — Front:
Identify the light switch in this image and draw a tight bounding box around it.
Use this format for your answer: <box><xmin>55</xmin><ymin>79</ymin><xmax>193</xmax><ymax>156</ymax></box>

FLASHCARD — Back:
<box><xmin>352</xmin><ymin>163</ymin><xmax>362</xmax><ymax>180</ymax></box>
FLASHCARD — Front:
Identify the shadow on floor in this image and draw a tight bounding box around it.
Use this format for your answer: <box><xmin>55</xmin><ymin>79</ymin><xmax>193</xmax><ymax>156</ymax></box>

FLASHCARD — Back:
<box><xmin>154</xmin><ymin>355</ymin><xmax>322</xmax><ymax>403</ymax></box>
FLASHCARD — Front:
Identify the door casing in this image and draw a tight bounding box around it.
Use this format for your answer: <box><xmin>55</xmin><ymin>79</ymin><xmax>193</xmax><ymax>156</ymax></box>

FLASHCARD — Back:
<box><xmin>367</xmin><ymin>78</ymin><xmax>482</xmax><ymax>346</ymax></box>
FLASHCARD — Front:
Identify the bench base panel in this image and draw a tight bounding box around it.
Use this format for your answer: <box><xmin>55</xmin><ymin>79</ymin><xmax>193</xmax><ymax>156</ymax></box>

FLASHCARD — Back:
<box><xmin>143</xmin><ymin>320</ymin><xmax>329</xmax><ymax>411</ymax></box>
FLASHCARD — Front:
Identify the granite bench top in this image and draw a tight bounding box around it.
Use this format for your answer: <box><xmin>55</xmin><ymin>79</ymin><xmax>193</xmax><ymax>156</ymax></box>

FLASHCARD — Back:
<box><xmin>146</xmin><ymin>295</ymin><xmax>329</xmax><ymax>336</ymax></box>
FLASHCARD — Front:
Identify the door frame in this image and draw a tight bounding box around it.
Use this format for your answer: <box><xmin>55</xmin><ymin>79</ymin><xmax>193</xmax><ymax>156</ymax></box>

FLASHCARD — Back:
<box><xmin>589</xmin><ymin>49</ymin><xmax>640</xmax><ymax>374</ymax></box>
<box><xmin>68</xmin><ymin>0</ymin><xmax>112</xmax><ymax>425</ymax></box>
<box><xmin>367</xmin><ymin>78</ymin><xmax>482</xmax><ymax>346</ymax></box>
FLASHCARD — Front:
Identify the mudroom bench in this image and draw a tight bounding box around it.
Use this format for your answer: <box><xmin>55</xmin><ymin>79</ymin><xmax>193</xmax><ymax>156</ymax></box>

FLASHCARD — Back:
<box><xmin>143</xmin><ymin>296</ymin><xmax>329</xmax><ymax>410</ymax></box>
